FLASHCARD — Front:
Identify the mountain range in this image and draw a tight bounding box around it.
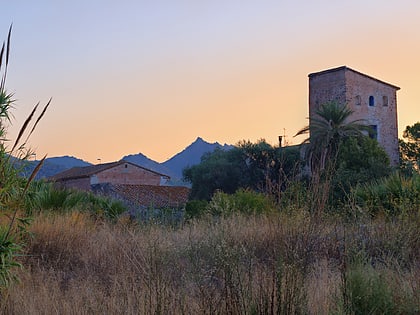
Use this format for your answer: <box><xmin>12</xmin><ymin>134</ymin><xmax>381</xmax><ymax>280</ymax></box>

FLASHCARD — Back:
<box><xmin>25</xmin><ymin>137</ymin><xmax>233</xmax><ymax>184</ymax></box>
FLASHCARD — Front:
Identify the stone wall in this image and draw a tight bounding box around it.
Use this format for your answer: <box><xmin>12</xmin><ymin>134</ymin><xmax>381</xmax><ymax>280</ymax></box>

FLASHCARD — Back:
<box><xmin>95</xmin><ymin>162</ymin><xmax>162</xmax><ymax>186</ymax></box>
<box><xmin>344</xmin><ymin>69</ymin><xmax>399</xmax><ymax>165</ymax></box>
<box><xmin>309</xmin><ymin>67</ymin><xmax>399</xmax><ymax>166</ymax></box>
<box><xmin>55</xmin><ymin>177</ymin><xmax>91</xmax><ymax>191</ymax></box>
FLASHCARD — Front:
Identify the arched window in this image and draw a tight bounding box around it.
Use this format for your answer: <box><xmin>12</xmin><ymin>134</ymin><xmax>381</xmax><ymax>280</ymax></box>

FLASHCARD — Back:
<box><xmin>355</xmin><ymin>95</ymin><xmax>361</xmax><ymax>106</ymax></box>
<box><xmin>369</xmin><ymin>96</ymin><xmax>375</xmax><ymax>106</ymax></box>
<box><xmin>383</xmin><ymin>95</ymin><xmax>388</xmax><ymax>106</ymax></box>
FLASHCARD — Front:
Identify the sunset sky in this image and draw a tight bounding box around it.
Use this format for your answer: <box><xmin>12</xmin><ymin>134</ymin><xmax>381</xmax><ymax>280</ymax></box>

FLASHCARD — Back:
<box><xmin>2</xmin><ymin>1</ymin><xmax>420</xmax><ymax>163</ymax></box>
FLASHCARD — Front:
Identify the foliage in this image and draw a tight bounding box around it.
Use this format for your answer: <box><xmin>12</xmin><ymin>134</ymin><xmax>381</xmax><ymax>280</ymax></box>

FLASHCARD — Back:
<box><xmin>353</xmin><ymin>172</ymin><xmax>420</xmax><ymax>216</ymax></box>
<box><xmin>183</xmin><ymin>140</ymin><xmax>302</xmax><ymax>200</ymax></box>
<box><xmin>332</xmin><ymin>136</ymin><xmax>391</xmax><ymax>202</ymax></box>
<box><xmin>183</xmin><ymin>147</ymin><xmax>248</xmax><ymax>200</ymax></box>
<box><xmin>295</xmin><ymin>102</ymin><xmax>382</xmax><ymax>213</ymax></box>
<box><xmin>25</xmin><ymin>181</ymin><xmax>127</xmax><ymax>221</ymax></box>
<box><xmin>207</xmin><ymin>189</ymin><xmax>275</xmax><ymax>217</ymax></box>
<box><xmin>184</xmin><ymin>199</ymin><xmax>208</xmax><ymax>220</ymax></box>
<box><xmin>399</xmin><ymin>122</ymin><xmax>420</xmax><ymax>174</ymax></box>
<box><xmin>0</xmin><ymin>26</ymin><xmax>50</xmax><ymax>290</ymax></box>
<box><xmin>238</xmin><ymin>140</ymin><xmax>302</xmax><ymax>194</ymax></box>
<box><xmin>0</xmin><ymin>226</ymin><xmax>21</xmax><ymax>288</ymax></box>
<box><xmin>344</xmin><ymin>258</ymin><xmax>395</xmax><ymax>314</ymax></box>
<box><xmin>295</xmin><ymin>101</ymin><xmax>369</xmax><ymax>174</ymax></box>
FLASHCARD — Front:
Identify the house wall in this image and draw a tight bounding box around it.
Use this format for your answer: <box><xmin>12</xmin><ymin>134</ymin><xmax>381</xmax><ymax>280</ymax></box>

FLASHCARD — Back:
<box><xmin>96</xmin><ymin>162</ymin><xmax>162</xmax><ymax>186</ymax></box>
<box><xmin>56</xmin><ymin>178</ymin><xmax>91</xmax><ymax>191</ymax></box>
<box><xmin>309</xmin><ymin>67</ymin><xmax>399</xmax><ymax>166</ymax></box>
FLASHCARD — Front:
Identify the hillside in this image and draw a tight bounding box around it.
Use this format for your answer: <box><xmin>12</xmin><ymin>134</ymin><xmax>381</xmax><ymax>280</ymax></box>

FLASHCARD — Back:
<box><xmin>22</xmin><ymin>156</ymin><xmax>92</xmax><ymax>179</ymax></box>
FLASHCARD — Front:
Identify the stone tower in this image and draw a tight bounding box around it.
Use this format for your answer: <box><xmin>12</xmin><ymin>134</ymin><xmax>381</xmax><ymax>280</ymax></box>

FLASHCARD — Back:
<box><xmin>308</xmin><ymin>66</ymin><xmax>400</xmax><ymax>166</ymax></box>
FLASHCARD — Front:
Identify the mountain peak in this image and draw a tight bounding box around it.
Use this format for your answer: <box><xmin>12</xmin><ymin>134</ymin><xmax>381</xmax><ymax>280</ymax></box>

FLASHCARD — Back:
<box><xmin>193</xmin><ymin>136</ymin><xmax>207</xmax><ymax>144</ymax></box>
<box><xmin>162</xmin><ymin>137</ymin><xmax>233</xmax><ymax>178</ymax></box>
<box><xmin>192</xmin><ymin>136</ymin><xmax>223</xmax><ymax>146</ymax></box>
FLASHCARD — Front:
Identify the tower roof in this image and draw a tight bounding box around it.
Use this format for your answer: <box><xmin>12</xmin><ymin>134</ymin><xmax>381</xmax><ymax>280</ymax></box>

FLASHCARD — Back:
<box><xmin>309</xmin><ymin>66</ymin><xmax>400</xmax><ymax>90</ymax></box>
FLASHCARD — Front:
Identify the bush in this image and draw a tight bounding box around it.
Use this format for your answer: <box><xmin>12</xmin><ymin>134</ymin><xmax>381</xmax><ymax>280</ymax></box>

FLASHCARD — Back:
<box><xmin>25</xmin><ymin>181</ymin><xmax>127</xmax><ymax>221</ymax></box>
<box><xmin>354</xmin><ymin>173</ymin><xmax>420</xmax><ymax>216</ymax></box>
<box><xmin>185</xmin><ymin>200</ymin><xmax>208</xmax><ymax>220</ymax></box>
<box><xmin>207</xmin><ymin>189</ymin><xmax>275</xmax><ymax>217</ymax></box>
<box><xmin>344</xmin><ymin>261</ymin><xmax>395</xmax><ymax>314</ymax></box>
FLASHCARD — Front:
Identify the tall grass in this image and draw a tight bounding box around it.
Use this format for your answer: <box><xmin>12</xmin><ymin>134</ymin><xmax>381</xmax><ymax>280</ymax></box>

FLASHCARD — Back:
<box><xmin>1</xmin><ymin>208</ymin><xmax>418</xmax><ymax>314</ymax></box>
<box><xmin>0</xmin><ymin>25</ymin><xmax>50</xmax><ymax>291</ymax></box>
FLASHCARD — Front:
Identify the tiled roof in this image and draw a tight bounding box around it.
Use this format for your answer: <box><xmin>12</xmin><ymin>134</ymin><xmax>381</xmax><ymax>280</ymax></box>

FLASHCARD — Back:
<box><xmin>49</xmin><ymin>160</ymin><xmax>169</xmax><ymax>181</ymax></box>
<box><xmin>112</xmin><ymin>184</ymin><xmax>190</xmax><ymax>208</ymax></box>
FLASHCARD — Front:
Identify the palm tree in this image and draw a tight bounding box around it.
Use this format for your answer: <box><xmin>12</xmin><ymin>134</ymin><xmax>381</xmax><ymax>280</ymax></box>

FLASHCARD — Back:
<box><xmin>295</xmin><ymin>101</ymin><xmax>369</xmax><ymax>175</ymax></box>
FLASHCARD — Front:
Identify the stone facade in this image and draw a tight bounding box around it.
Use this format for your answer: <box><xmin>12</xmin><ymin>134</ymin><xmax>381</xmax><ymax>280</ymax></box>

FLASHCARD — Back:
<box><xmin>93</xmin><ymin>162</ymin><xmax>163</xmax><ymax>186</ymax></box>
<box><xmin>309</xmin><ymin>66</ymin><xmax>400</xmax><ymax>165</ymax></box>
<box><xmin>58</xmin><ymin>177</ymin><xmax>91</xmax><ymax>191</ymax></box>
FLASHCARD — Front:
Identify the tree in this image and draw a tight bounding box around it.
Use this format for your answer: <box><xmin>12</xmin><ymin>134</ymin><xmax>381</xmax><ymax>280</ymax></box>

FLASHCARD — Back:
<box><xmin>332</xmin><ymin>136</ymin><xmax>390</xmax><ymax>201</ymax></box>
<box><xmin>183</xmin><ymin>148</ymin><xmax>248</xmax><ymax>200</ymax></box>
<box><xmin>183</xmin><ymin>140</ymin><xmax>302</xmax><ymax>200</ymax></box>
<box><xmin>295</xmin><ymin>102</ymin><xmax>372</xmax><ymax>213</ymax></box>
<box><xmin>295</xmin><ymin>101</ymin><xmax>369</xmax><ymax>174</ymax></box>
<box><xmin>237</xmin><ymin>139</ymin><xmax>302</xmax><ymax>194</ymax></box>
<box><xmin>399</xmin><ymin>122</ymin><xmax>420</xmax><ymax>174</ymax></box>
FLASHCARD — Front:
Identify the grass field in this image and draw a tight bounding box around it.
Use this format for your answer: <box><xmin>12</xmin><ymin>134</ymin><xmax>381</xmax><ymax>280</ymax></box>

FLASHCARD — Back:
<box><xmin>1</xmin><ymin>208</ymin><xmax>418</xmax><ymax>314</ymax></box>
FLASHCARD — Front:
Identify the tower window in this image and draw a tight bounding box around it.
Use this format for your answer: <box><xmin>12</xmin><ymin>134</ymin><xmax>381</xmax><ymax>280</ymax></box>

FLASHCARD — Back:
<box><xmin>369</xmin><ymin>96</ymin><xmax>375</xmax><ymax>106</ymax></box>
<box><xmin>355</xmin><ymin>95</ymin><xmax>361</xmax><ymax>106</ymax></box>
<box><xmin>369</xmin><ymin>125</ymin><xmax>378</xmax><ymax>140</ymax></box>
<box><xmin>383</xmin><ymin>95</ymin><xmax>388</xmax><ymax>106</ymax></box>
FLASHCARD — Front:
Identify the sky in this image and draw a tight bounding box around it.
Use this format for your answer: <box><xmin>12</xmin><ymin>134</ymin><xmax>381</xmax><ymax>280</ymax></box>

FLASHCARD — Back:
<box><xmin>1</xmin><ymin>1</ymin><xmax>420</xmax><ymax>163</ymax></box>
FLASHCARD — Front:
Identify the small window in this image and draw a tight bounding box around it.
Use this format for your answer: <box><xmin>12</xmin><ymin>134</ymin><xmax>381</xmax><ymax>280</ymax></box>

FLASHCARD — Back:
<box><xmin>383</xmin><ymin>95</ymin><xmax>388</xmax><ymax>106</ymax></box>
<box><xmin>369</xmin><ymin>96</ymin><xmax>375</xmax><ymax>106</ymax></box>
<box><xmin>369</xmin><ymin>125</ymin><xmax>378</xmax><ymax>140</ymax></box>
<box><xmin>355</xmin><ymin>95</ymin><xmax>361</xmax><ymax>106</ymax></box>
<box><xmin>125</xmin><ymin>164</ymin><xmax>128</xmax><ymax>168</ymax></box>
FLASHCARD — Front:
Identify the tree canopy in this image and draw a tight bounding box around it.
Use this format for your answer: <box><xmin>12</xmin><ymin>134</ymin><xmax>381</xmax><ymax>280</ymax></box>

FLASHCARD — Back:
<box><xmin>332</xmin><ymin>136</ymin><xmax>390</xmax><ymax>201</ymax></box>
<box><xmin>399</xmin><ymin>122</ymin><xmax>420</xmax><ymax>174</ymax></box>
<box><xmin>183</xmin><ymin>140</ymin><xmax>301</xmax><ymax>200</ymax></box>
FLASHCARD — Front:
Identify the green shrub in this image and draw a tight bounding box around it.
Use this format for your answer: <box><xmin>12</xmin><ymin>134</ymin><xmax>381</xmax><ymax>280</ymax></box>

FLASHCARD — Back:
<box><xmin>231</xmin><ymin>189</ymin><xmax>275</xmax><ymax>215</ymax></box>
<box><xmin>185</xmin><ymin>200</ymin><xmax>208</xmax><ymax>219</ymax></box>
<box><xmin>354</xmin><ymin>173</ymin><xmax>420</xmax><ymax>216</ymax></box>
<box><xmin>207</xmin><ymin>189</ymin><xmax>275</xmax><ymax>217</ymax></box>
<box><xmin>25</xmin><ymin>181</ymin><xmax>127</xmax><ymax>221</ymax></box>
<box><xmin>0</xmin><ymin>226</ymin><xmax>22</xmax><ymax>288</ymax></box>
<box><xmin>344</xmin><ymin>262</ymin><xmax>395</xmax><ymax>314</ymax></box>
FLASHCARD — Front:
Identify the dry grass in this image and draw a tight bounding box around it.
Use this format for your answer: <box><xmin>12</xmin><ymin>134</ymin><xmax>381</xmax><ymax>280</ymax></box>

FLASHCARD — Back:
<box><xmin>0</xmin><ymin>211</ymin><xmax>418</xmax><ymax>314</ymax></box>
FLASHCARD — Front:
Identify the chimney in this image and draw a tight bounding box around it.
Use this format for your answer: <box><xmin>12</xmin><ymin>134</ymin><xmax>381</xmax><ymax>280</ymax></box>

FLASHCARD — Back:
<box><xmin>278</xmin><ymin>136</ymin><xmax>283</xmax><ymax>148</ymax></box>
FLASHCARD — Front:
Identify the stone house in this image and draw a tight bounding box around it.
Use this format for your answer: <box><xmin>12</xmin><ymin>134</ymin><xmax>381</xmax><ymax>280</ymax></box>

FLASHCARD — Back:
<box><xmin>50</xmin><ymin>160</ymin><xmax>170</xmax><ymax>191</ymax></box>
<box><xmin>50</xmin><ymin>160</ymin><xmax>191</xmax><ymax>211</ymax></box>
<box><xmin>308</xmin><ymin>66</ymin><xmax>400</xmax><ymax>165</ymax></box>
